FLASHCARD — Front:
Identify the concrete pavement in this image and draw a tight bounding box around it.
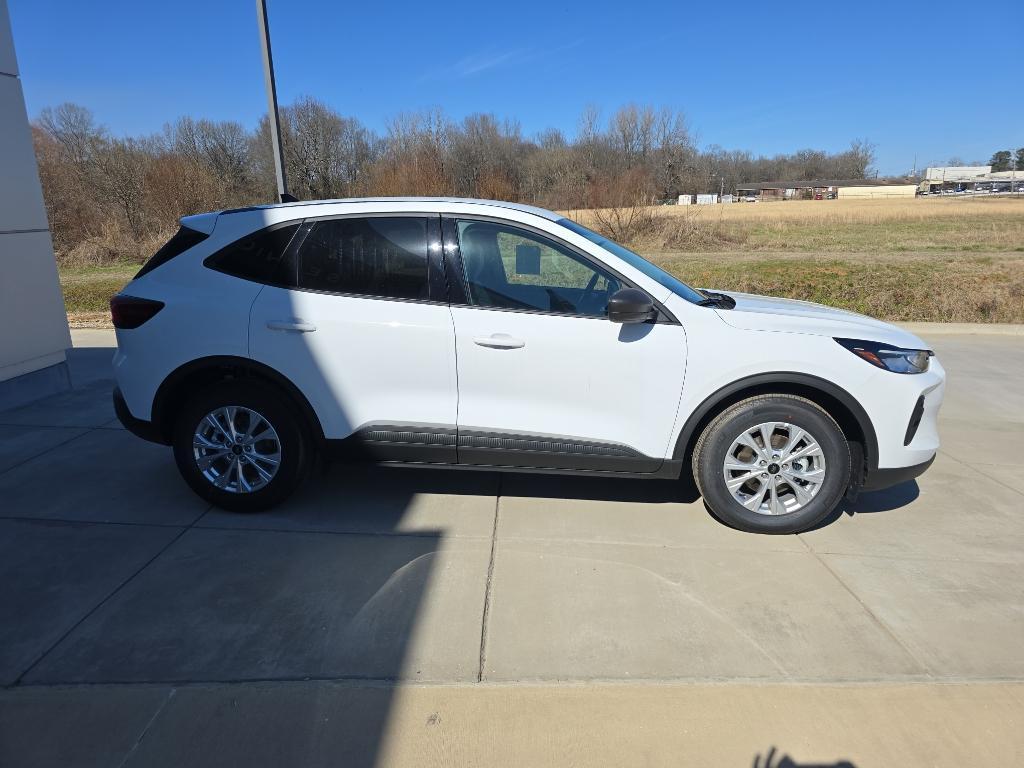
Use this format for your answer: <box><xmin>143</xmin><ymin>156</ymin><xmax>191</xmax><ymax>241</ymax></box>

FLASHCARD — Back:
<box><xmin>1</xmin><ymin>329</ymin><xmax>1022</xmax><ymax>766</ymax></box>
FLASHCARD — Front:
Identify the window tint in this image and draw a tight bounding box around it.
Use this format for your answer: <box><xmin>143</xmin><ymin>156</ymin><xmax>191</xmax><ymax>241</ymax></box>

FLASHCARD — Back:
<box><xmin>456</xmin><ymin>221</ymin><xmax>620</xmax><ymax>317</ymax></box>
<box><xmin>136</xmin><ymin>226</ymin><xmax>208</xmax><ymax>279</ymax></box>
<box><xmin>297</xmin><ymin>217</ymin><xmax>430</xmax><ymax>300</ymax></box>
<box><xmin>205</xmin><ymin>223</ymin><xmax>299</xmax><ymax>285</ymax></box>
<box><xmin>556</xmin><ymin>217</ymin><xmax>706</xmax><ymax>304</ymax></box>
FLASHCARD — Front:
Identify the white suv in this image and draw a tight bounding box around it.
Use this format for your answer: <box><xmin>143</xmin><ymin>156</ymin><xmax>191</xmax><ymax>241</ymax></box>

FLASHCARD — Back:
<box><xmin>111</xmin><ymin>198</ymin><xmax>944</xmax><ymax>534</ymax></box>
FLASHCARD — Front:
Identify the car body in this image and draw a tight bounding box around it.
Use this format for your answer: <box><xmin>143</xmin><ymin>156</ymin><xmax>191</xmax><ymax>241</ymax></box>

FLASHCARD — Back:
<box><xmin>112</xmin><ymin>197</ymin><xmax>945</xmax><ymax>533</ymax></box>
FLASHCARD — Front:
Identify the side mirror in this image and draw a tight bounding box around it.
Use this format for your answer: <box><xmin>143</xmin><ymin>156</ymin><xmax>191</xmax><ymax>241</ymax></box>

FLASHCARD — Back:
<box><xmin>607</xmin><ymin>288</ymin><xmax>655</xmax><ymax>324</ymax></box>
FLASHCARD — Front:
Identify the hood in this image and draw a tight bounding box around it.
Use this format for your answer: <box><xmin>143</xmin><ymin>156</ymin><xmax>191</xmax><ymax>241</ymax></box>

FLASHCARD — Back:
<box><xmin>708</xmin><ymin>290</ymin><xmax>929</xmax><ymax>349</ymax></box>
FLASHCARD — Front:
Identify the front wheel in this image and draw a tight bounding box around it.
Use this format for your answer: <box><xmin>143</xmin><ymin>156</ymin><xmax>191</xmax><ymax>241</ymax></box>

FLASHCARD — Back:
<box><xmin>172</xmin><ymin>381</ymin><xmax>309</xmax><ymax>512</ymax></box>
<box><xmin>692</xmin><ymin>394</ymin><xmax>851</xmax><ymax>534</ymax></box>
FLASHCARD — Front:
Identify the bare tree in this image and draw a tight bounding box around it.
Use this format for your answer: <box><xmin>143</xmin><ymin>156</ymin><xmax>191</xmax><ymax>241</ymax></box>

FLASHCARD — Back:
<box><xmin>32</xmin><ymin>98</ymin><xmax>888</xmax><ymax>265</ymax></box>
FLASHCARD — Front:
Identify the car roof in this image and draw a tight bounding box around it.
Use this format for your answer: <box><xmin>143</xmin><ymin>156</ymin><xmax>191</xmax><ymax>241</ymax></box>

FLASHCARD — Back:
<box><xmin>218</xmin><ymin>197</ymin><xmax>563</xmax><ymax>222</ymax></box>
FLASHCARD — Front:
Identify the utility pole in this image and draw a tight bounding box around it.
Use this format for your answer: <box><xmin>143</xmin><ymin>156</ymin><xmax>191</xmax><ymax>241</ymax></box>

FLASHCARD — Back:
<box><xmin>256</xmin><ymin>0</ymin><xmax>294</xmax><ymax>203</ymax></box>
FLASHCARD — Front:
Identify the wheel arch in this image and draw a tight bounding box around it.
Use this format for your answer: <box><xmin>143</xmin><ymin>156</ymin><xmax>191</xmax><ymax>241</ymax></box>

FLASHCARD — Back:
<box><xmin>151</xmin><ymin>356</ymin><xmax>326</xmax><ymax>445</ymax></box>
<box><xmin>672</xmin><ymin>372</ymin><xmax>877</xmax><ymax>480</ymax></box>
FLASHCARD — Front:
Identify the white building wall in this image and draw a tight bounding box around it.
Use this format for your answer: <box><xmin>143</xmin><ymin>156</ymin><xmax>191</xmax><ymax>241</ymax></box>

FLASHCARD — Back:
<box><xmin>836</xmin><ymin>184</ymin><xmax>918</xmax><ymax>199</ymax></box>
<box><xmin>924</xmin><ymin>166</ymin><xmax>991</xmax><ymax>181</ymax></box>
<box><xmin>0</xmin><ymin>0</ymin><xmax>72</xmax><ymax>398</ymax></box>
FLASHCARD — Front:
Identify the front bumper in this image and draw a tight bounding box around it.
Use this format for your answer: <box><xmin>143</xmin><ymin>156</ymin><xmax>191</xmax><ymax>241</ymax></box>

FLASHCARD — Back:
<box><xmin>113</xmin><ymin>387</ymin><xmax>167</xmax><ymax>444</ymax></box>
<box><xmin>862</xmin><ymin>454</ymin><xmax>935</xmax><ymax>491</ymax></box>
<box><xmin>861</xmin><ymin>355</ymin><xmax>945</xmax><ymax>471</ymax></box>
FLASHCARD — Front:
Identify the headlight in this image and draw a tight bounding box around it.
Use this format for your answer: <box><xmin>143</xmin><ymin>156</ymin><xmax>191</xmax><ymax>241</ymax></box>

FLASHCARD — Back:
<box><xmin>834</xmin><ymin>338</ymin><xmax>932</xmax><ymax>374</ymax></box>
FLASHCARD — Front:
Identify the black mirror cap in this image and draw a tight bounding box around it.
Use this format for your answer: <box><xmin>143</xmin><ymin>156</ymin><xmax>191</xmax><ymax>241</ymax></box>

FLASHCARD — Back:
<box><xmin>607</xmin><ymin>287</ymin><xmax>656</xmax><ymax>324</ymax></box>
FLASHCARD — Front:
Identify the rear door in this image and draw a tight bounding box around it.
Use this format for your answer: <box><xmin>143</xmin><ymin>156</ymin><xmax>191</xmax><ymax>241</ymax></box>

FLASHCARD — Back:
<box><xmin>249</xmin><ymin>214</ymin><xmax>458</xmax><ymax>459</ymax></box>
<box><xmin>444</xmin><ymin>216</ymin><xmax>688</xmax><ymax>472</ymax></box>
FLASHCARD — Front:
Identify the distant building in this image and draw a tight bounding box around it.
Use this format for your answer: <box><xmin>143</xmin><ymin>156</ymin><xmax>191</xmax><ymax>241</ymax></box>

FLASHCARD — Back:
<box><xmin>920</xmin><ymin>166</ymin><xmax>1023</xmax><ymax>194</ymax></box>
<box><xmin>735</xmin><ymin>179</ymin><xmax>918</xmax><ymax>201</ymax></box>
<box><xmin>924</xmin><ymin>166</ymin><xmax>991</xmax><ymax>181</ymax></box>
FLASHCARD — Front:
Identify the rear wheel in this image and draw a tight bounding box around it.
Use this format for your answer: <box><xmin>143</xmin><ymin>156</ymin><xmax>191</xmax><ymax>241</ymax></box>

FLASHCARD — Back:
<box><xmin>172</xmin><ymin>381</ymin><xmax>308</xmax><ymax>512</ymax></box>
<box><xmin>692</xmin><ymin>394</ymin><xmax>851</xmax><ymax>534</ymax></box>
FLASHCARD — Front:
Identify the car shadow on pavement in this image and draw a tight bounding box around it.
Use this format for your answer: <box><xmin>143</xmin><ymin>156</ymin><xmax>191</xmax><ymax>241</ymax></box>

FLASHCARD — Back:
<box><xmin>493</xmin><ymin>468</ymin><xmax>701</xmax><ymax>504</ymax></box>
<box><xmin>754</xmin><ymin>746</ymin><xmax>856</xmax><ymax>767</ymax></box>
<box><xmin>810</xmin><ymin>480</ymin><xmax>921</xmax><ymax>531</ymax></box>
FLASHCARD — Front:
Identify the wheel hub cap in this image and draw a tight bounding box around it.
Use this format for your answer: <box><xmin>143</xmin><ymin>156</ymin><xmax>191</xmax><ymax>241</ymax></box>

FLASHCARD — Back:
<box><xmin>722</xmin><ymin>421</ymin><xmax>827</xmax><ymax>516</ymax></box>
<box><xmin>193</xmin><ymin>406</ymin><xmax>282</xmax><ymax>494</ymax></box>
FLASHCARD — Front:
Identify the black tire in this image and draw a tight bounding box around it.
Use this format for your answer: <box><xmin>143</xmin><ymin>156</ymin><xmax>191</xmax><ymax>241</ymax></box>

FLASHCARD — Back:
<box><xmin>692</xmin><ymin>394</ymin><xmax>851</xmax><ymax>534</ymax></box>
<box><xmin>172</xmin><ymin>380</ymin><xmax>309</xmax><ymax>512</ymax></box>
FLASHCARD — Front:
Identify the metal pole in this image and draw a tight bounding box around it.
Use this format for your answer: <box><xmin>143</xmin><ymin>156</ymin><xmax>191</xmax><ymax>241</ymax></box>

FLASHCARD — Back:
<box><xmin>256</xmin><ymin>0</ymin><xmax>291</xmax><ymax>203</ymax></box>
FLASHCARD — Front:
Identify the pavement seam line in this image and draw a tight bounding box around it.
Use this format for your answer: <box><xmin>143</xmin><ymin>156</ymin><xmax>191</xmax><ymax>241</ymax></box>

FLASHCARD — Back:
<box><xmin>0</xmin><ymin>426</ymin><xmax>97</xmax><ymax>478</ymax></box>
<box><xmin>13</xmin><ymin>672</ymin><xmax>1024</xmax><ymax>690</ymax></box>
<box><xmin>0</xmin><ymin>515</ymin><xmax>192</xmax><ymax>530</ymax></box>
<box><xmin>193</xmin><ymin>521</ymin><xmax>491</xmax><ymax>541</ymax></box>
<box><xmin>809</xmin><ymin>549</ymin><xmax>935</xmax><ymax>679</ymax></box>
<box><xmin>11</xmin><ymin>505</ymin><xmax>211</xmax><ymax>686</ymax></box>
<box><xmin>938</xmin><ymin>449</ymin><xmax>1024</xmax><ymax>498</ymax></box>
<box><xmin>477</xmin><ymin>474</ymin><xmax>501</xmax><ymax>683</ymax></box>
<box><xmin>115</xmin><ymin>687</ymin><xmax>177</xmax><ymax>768</ymax></box>
<box><xmin>0</xmin><ymin>421</ymin><xmax>110</xmax><ymax>429</ymax></box>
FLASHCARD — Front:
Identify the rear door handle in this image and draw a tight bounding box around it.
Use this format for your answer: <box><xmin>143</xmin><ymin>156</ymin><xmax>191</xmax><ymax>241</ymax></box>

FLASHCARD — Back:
<box><xmin>473</xmin><ymin>333</ymin><xmax>525</xmax><ymax>349</ymax></box>
<box><xmin>266</xmin><ymin>320</ymin><xmax>317</xmax><ymax>333</ymax></box>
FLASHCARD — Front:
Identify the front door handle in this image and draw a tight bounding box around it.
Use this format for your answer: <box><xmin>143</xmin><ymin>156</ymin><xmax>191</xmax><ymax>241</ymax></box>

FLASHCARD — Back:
<box><xmin>473</xmin><ymin>333</ymin><xmax>525</xmax><ymax>349</ymax></box>
<box><xmin>267</xmin><ymin>319</ymin><xmax>317</xmax><ymax>333</ymax></box>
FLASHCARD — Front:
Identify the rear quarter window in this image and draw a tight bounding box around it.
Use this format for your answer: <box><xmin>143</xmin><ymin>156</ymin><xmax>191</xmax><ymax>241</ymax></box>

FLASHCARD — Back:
<box><xmin>134</xmin><ymin>226</ymin><xmax>209</xmax><ymax>279</ymax></box>
<box><xmin>204</xmin><ymin>223</ymin><xmax>301</xmax><ymax>285</ymax></box>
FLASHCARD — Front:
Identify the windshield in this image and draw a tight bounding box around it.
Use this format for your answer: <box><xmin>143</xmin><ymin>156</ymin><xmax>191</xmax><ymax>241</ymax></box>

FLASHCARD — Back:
<box><xmin>556</xmin><ymin>218</ymin><xmax>707</xmax><ymax>304</ymax></box>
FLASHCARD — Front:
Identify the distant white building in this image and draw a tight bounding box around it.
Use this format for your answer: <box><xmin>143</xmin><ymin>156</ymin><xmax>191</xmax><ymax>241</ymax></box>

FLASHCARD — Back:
<box><xmin>920</xmin><ymin>165</ymin><xmax>1022</xmax><ymax>194</ymax></box>
<box><xmin>924</xmin><ymin>166</ymin><xmax>991</xmax><ymax>181</ymax></box>
<box><xmin>0</xmin><ymin>0</ymin><xmax>72</xmax><ymax>409</ymax></box>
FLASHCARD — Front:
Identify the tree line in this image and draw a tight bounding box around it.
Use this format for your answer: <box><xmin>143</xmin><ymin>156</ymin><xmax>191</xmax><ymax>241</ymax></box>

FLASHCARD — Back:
<box><xmin>989</xmin><ymin>149</ymin><xmax>1024</xmax><ymax>172</ymax></box>
<box><xmin>32</xmin><ymin>98</ymin><xmax>876</xmax><ymax>262</ymax></box>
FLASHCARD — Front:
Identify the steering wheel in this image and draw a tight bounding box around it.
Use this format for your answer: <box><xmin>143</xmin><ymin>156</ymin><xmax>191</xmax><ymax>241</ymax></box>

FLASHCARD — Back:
<box><xmin>577</xmin><ymin>273</ymin><xmax>618</xmax><ymax>315</ymax></box>
<box><xmin>575</xmin><ymin>272</ymin><xmax>601</xmax><ymax>313</ymax></box>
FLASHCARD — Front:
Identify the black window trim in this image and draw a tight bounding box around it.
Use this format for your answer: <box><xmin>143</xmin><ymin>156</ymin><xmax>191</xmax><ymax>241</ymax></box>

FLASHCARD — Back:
<box><xmin>204</xmin><ymin>213</ymin><xmax>447</xmax><ymax>306</ymax></box>
<box><xmin>440</xmin><ymin>213</ymin><xmax>679</xmax><ymax>324</ymax></box>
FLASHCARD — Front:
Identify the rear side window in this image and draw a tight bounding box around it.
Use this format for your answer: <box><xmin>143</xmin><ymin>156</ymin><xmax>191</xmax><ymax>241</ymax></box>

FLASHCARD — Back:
<box><xmin>296</xmin><ymin>217</ymin><xmax>429</xmax><ymax>300</ymax></box>
<box><xmin>135</xmin><ymin>226</ymin><xmax>208</xmax><ymax>279</ymax></box>
<box><xmin>204</xmin><ymin>223</ymin><xmax>300</xmax><ymax>285</ymax></box>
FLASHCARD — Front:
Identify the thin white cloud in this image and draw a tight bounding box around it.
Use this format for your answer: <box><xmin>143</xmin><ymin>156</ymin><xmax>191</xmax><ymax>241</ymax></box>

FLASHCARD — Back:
<box><xmin>455</xmin><ymin>50</ymin><xmax>521</xmax><ymax>76</ymax></box>
<box><xmin>419</xmin><ymin>39</ymin><xmax>585</xmax><ymax>81</ymax></box>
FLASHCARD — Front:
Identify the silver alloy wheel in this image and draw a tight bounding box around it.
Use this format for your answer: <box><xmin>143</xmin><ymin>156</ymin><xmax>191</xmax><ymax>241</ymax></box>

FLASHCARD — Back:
<box><xmin>722</xmin><ymin>421</ymin><xmax>827</xmax><ymax>516</ymax></box>
<box><xmin>192</xmin><ymin>406</ymin><xmax>282</xmax><ymax>494</ymax></box>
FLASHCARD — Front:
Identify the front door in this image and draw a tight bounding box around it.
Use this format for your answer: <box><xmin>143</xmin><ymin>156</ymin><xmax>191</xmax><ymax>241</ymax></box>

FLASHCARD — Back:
<box><xmin>445</xmin><ymin>217</ymin><xmax>687</xmax><ymax>472</ymax></box>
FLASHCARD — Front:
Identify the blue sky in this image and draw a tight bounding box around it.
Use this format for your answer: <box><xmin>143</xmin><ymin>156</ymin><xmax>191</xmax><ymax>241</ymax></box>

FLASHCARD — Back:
<box><xmin>9</xmin><ymin>0</ymin><xmax>1023</xmax><ymax>175</ymax></box>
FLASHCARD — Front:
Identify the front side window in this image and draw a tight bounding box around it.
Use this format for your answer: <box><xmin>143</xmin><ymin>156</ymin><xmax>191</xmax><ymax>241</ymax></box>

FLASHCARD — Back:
<box><xmin>205</xmin><ymin>223</ymin><xmax>299</xmax><ymax>285</ymax></box>
<box><xmin>456</xmin><ymin>220</ymin><xmax>620</xmax><ymax>317</ymax></box>
<box><xmin>556</xmin><ymin>217</ymin><xmax>706</xmax><ymax>304</ymax></box>
<box><xmin>297</xmin><ymin>217</ymin><xmax>430</xmax><ymax>300</ymax></box>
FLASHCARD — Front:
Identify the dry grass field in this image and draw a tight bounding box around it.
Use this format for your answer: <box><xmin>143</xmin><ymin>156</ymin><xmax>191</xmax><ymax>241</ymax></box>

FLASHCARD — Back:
<box><xmin>567</xmin><ymin>195</ymin><xmax>1024</xmax><ymax>252</ymax></box>
<box><xmin>61</xmin><ymin>196</ymin><xmax>1024</xmax><ymax>325</ymax></box>
<box><xmin>564</xmin><ymin>196</ymin><xmax>1024</xmax><ymax>323</ymax></box>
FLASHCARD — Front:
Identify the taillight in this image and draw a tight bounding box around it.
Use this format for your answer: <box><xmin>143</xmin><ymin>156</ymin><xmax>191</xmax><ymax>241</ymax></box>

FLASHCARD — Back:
<box><xmin>110</xmin><ymin>295</ymin><xmax>165</xmax><ymax>329</ymax></box>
